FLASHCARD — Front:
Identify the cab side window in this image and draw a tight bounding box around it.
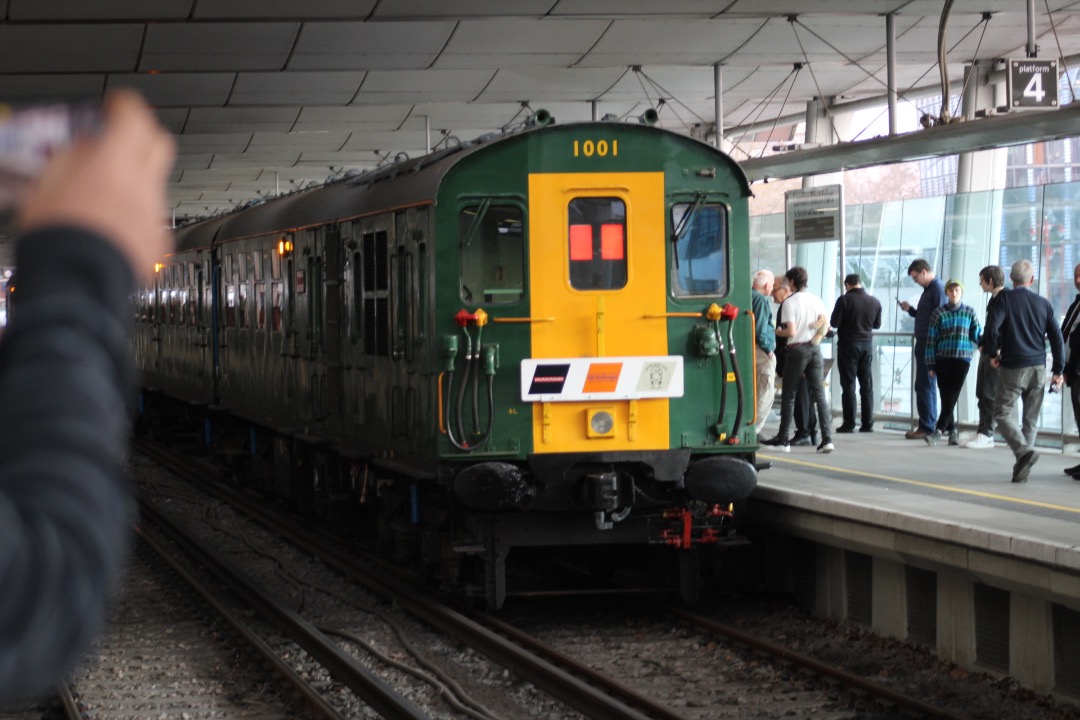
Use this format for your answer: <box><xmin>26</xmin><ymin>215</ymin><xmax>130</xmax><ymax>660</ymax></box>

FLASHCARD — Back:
<box><xmin>459</xmin><ymin>204</ymin><xmax>524</xmax><ymax>304</ymax></box>
<box><xmin>671</xmin><ymin>202</ymin><xmax>728</xmax><ymax>297</ymax></box>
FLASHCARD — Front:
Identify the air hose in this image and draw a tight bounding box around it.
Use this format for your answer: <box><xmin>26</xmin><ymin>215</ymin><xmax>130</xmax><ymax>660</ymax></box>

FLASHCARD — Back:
<box><xmin>725</xmin><ymin>308</ymin><xmax>744</xmax><ymax>442</ymax></box>
<box><xmin>445</xmin><ymin>310</ymin><xmax>496</xmax><ymax>451</ymax></box>
<box><xmin>713</xmin><ymin>320</ymin><xmax>728</xmax><ymax>432</ymax></box>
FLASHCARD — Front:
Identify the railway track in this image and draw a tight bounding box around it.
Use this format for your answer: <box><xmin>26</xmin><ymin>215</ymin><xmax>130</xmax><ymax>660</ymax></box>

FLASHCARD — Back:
<box><xmin>129</xmin><ymin>438</ymin><xmax>1054</xmax><ymax>720</ymax></box>
<box><xmin>57</xmin><ymin>526</ymin><xmax>348</xmax><ymax>720</ymax></box>
<box><xmin>133</xmin><ymin>438</ymin><xmax>698</xmax><ymax>719</ymax></box>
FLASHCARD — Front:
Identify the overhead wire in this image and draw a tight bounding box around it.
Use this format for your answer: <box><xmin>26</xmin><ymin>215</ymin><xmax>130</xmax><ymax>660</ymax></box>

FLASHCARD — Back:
<box><xmin>790</xmin><ymin>14</ymin><xmax>990</xmax><ymax>121</ymax></box>
<box><xmin>634</xmin><ymin>67</ymin><xmax>710</xmax><ymax>125</ymax></box>
<box><xmin>727</xmin><ymin>64</ymin><xmax>802</xmax><ymax>160</ymax></box>
<box><xmin>789</xmin><ymin>16</ymin><xmax>841</xmax><ymax>144</ymax></box>
<box><xmin>1045</xmin><ymin>0</ymin><xmax>1077</xmax><ymax>104</ymax></box>
<box><xmin>788</xmin><ymin>12</ymin><xmax>993</xmax><ymax>142</ymax></box>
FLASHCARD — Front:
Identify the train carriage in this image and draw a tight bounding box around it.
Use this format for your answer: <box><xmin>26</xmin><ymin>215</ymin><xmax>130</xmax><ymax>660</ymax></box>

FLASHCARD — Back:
<box><xmin>136</xmin><ymin>115</ymin><xmax>760</xmax><ymax>607</ymax></box>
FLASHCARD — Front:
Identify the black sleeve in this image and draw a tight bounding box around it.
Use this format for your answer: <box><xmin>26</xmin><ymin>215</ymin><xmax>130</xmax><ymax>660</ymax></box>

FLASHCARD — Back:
<box><xmin>0</xmin><ymin>226</ymin><xmax>136</xmax><ymax>703</ymax></box>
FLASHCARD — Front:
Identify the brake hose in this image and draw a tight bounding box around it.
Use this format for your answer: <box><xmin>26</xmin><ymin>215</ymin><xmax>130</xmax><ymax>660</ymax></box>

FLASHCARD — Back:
<box><xmin>713</xmin><ymin>320</ymin><xmax>728</xmax><ymax>433</ymax></box>
<box><xmin>726</xmin><ymin>313</ymin><xmax>744</xmax><ymax>442</ymax></box>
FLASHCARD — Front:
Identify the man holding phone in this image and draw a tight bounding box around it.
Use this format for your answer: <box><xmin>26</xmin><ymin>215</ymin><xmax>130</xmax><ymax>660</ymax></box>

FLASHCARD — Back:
<box><xmin>899</xmin><ymin>259</ymin><xmax>947</xmax><ymax>439</ymax></box>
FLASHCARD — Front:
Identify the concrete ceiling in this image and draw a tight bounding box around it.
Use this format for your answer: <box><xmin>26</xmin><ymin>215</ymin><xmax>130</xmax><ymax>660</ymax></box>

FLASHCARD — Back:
<box><xmin>3</xmin><ymin>0</ymin><xmax>1080</xmax><ymax>225</ymax></box>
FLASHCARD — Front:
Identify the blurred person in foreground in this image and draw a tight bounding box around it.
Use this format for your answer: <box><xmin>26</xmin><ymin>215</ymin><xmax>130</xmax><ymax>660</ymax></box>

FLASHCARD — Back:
<box><xmin>0</xmin><ymin>90</ymin><xmax>175</xmax><ymax>703</ymax></box>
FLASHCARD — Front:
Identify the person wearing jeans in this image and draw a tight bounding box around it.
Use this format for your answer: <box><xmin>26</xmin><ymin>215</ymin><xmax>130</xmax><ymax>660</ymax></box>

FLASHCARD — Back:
<box><xmin>899</xmin><ymin>258</ymin><xmax>946</xmax><ymax>439</ymax></box>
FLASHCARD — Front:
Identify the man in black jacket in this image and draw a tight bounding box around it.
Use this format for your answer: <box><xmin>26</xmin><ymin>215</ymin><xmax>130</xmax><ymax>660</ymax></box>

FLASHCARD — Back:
<box><xmin>830</xmin><ymin>273</ymin><xmax>882</xmax><ymax>432</ymax></box>
<box><xmin>984</xmin><ymin>259</ymin><xmax>1064</xmax><ymax>483</ymax></box>
<box><xmin>1060</xmin><ymin>263</ymin><xmax>1080</xmax><ymax>476</ymax></box>
<box><xmin>0</xmin><ymin>90</ymin><xmax>175</xmax><ymax>702</ymax></box>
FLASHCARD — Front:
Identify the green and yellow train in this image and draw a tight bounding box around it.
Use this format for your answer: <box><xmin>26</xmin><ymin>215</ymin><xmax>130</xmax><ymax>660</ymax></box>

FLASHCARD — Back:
<box><xmin>135</xmin><ymin>113</ymin><xmax>760</xmax><ymax>606</ymax></box>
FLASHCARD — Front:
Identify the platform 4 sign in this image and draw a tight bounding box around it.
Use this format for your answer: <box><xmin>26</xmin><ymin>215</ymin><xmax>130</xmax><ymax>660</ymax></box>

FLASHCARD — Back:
<box><xmin>1008</xmin><ymin>58</ymin><xmax>1059</xmax><ymax>110</ymax></box>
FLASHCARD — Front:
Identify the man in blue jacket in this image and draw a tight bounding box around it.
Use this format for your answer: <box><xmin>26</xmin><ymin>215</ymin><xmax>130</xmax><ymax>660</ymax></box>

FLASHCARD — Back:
<box><xmin>984</xmin><ymin>259</ymin><xmax>1064</xmax><ymax>482</ymax></box>
<box><xmin>899</xmin><ymin>259</ymin><xmax>947</xmax><ymax>439</ymax></box>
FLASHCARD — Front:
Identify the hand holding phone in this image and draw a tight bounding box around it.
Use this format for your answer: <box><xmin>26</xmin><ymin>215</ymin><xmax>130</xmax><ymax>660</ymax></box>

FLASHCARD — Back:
<box><xmin>0</xmin><ymin>103</ymin><xmax>100</xmax><ymax>211</ymax></box>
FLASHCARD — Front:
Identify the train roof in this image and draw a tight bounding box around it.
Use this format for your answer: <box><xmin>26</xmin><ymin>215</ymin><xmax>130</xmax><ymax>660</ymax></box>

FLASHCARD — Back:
<box><xmin>172</xmin><ymin>121</ymin><xmax>749</xmax><ymax>254</ymax></box>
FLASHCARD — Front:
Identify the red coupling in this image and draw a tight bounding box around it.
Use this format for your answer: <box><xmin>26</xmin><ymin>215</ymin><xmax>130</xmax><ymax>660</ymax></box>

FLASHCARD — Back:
<box><xmin>455</xmin><ymin>309</ymin><xmax>476</xmax><ymax>327</ymax></box>
<box><xmin>720</xmin><ymin>303</ymin><xmax>739</xmax><ymax>320</ymax></box>
<box><xmin>725</xmin><ymin>436</ymin><xmax>742</xmax><ymax>445</ymax></box>
<box><xmin>659</xmin><ymin>507</ymin><xmax>726</xmax><ymax>549</ymax></box>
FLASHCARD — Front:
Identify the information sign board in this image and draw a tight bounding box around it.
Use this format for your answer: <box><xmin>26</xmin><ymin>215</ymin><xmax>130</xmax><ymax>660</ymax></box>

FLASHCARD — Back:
<box><xmin>785</xmin><ymin>185</ymin><xmax>843</xmax><ymax>244</ymax></box>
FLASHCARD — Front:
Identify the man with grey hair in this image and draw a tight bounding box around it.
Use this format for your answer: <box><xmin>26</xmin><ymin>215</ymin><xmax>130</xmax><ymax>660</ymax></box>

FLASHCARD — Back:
<box><xmin>983</xmin><ymin>259</ymin><xmax>1064</xmax><ymax>482</ymax></box>
<box><xmin>751</xmin><ymin>269</ymin><xmax>776</xmax><ymax>434</ymax></box>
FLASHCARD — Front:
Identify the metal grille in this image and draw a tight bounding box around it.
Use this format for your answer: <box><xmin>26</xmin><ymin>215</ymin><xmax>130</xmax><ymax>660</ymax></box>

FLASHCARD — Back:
<box><xmin>974</xmin><ymin>583</ymin><xmax>1010</xmax><ymax>671</ymax></box>
<box><xmin>905</xmin><ymin>566</ymin><xmax>937</xmax><ymax>647</ymax></box>
<box><xmin>1053</xmin><ymin>603</ymin><xmax>1080</xmax><ymax>696</ymax></box>
<box><xmin>845</xmin><ymin>550</ymin><xmax>873</xmax><ymax>625</ymax></box>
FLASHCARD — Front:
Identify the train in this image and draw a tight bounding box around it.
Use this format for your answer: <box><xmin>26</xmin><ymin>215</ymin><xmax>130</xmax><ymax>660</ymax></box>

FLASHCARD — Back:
<box><xmin>134</xmin><ymin>111</ymin><xmax>760</xmax><ymax>607</ymax></box>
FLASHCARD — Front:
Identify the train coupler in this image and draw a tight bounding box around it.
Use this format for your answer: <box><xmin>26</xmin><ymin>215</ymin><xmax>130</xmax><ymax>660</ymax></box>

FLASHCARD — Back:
<box><xmin>656</xmin><ymin>504</ymin><xmax>734</xmax><ymax>549</ymax></box>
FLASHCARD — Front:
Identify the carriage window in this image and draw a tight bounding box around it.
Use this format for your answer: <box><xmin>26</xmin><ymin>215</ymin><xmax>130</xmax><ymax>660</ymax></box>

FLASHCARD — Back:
<box><xmin>255</xmin><ymin>283</ymin><xmax>266</xmax><ymax>328</ymax></box>
<box><xmin>271</xmin><ymin>282</ymin><xmax>284</xmax><ymax>331</ymax></box>
<box><xmin>671</xmin><ymin>202</ymin><xmax>728</xmax><ymax>297</ymax></box>
<box><xmin>459</xmin><ymin>204</ymin><xmax>524</xmax><ymax>304</ymax></box>
<box><xmin>568</xmin><ymin>197</ymin><xmax>627</xmax><ymax>291</ymax></box>
<box><xmin>238</xmin><ymin>283</ymin><xmax>249</xmax><ymax>328</ymax></box>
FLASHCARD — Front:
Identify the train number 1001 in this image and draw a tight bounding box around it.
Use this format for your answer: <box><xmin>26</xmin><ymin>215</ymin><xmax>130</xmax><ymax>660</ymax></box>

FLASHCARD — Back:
<box><xmin>572</xmin><ymin>139</ymin><xmax>618</xmax><ymax>158</ymax></box>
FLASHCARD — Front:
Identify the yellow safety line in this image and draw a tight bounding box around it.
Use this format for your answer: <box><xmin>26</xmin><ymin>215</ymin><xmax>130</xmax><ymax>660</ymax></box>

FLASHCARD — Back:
<box><xmin>759</xmin><ymin>454</ymin><xmax>1080</xmax><ymax>515</ymax></box>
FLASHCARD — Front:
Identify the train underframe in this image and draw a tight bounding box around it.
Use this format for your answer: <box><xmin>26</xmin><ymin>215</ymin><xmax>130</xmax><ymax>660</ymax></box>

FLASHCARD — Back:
<box><xmin>138</xmin><ymin>392</ymin><xmax>757</xmax><ymax>608</ymax></box>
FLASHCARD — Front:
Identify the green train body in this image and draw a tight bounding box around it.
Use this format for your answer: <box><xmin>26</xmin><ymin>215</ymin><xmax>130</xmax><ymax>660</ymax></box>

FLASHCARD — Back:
<box><xmin>135</xmin><ymin>118</ymin><xmax>760</xmax><ymax>606</ymax></box>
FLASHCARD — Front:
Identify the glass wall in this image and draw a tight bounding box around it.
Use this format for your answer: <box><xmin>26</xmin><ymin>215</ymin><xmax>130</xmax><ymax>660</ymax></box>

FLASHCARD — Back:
<box><xmin>751</xmin><ymin>179</ymin><xmax>1080</xmax><ymax>442</ymax></box>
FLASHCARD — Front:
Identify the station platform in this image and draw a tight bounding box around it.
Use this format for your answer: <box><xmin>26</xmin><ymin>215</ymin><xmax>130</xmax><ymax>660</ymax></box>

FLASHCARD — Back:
<box><xmin>753</xmin><ymin>425</ymin><xmax>1080</xmax><ymax>573</ymax></box>
<box><xmin>742</xmin><ymin>423</ymin><xmax>1080</xmax><ymax>695</ymax></box>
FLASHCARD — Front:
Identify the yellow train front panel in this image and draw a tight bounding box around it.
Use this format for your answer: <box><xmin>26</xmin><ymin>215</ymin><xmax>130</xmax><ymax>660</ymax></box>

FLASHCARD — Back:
<box><xmin>527</xmin><ymin>171</ymin><xmax>674</xmax><ymax>453</ymax></box>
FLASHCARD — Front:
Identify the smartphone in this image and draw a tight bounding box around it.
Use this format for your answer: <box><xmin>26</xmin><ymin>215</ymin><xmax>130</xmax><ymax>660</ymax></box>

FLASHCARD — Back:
<box><xmin>895</xmin><ymin>297</ymin><xmax>903</xmax><ymax>307</ymax></box>
<box><xmin>0</xmin><ymin>102</ymin><xmax>100</xmax><ymax>210</ymax></box>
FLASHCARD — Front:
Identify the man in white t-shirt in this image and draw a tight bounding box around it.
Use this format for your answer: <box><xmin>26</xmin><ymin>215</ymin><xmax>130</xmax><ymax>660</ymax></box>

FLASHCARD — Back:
<box><xmin>761</xmin><ymin>266</ymin><xmax>834</xmax><ymax>453</ymax></box>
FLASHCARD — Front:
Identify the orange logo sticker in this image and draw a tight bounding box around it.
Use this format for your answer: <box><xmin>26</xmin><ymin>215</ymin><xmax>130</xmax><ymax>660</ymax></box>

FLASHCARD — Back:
<box><xmin>583</xmin><ymin>362</ymin><xmax>623</xmax><ymax>393</ymax></box>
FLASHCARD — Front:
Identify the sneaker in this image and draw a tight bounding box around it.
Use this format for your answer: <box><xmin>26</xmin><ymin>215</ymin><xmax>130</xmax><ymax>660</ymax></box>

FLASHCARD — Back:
<box><xmin>1012</xmin><ymin>450</ymin><xmax>1039</xmax><ymax>483</ymax></box>
<box><xmin>761</xmin><ymin>436</ymin><xmax>790</xmax><ymax>452</ymax></box>
<box><xmin>948</xmin><ymin>430</ymin><xmax>959</xmax><ymax>446</ymax></box>
<box><xmin>790</xmin><ymin>435</ymin><xmax>813</xmax><ymax>447</ymax></box>
<box><xmin>816</xmin><ymin>440</ymin><xmax>834</xmax><ymax>453</ymax></box>
<box><xmin>835</xmin><ymin>425</ymin><xmax>856</xmax><ymax>433</ymax></box>
<box><xmin>965</xmin><ymin>433</ymin><xmax>994</xmax><ymax>449</ymax></box>
<box><xmin>924</xmin><ymin>430</ymin><xmax>941</xmax><ymax>447</ymax></box>
<box><xmin>859</xmin><ymin>425</ymin><xmax>874</xmax><ymax>433</ymax></box>
<box><xmin>1065</xmin><ymin>464</ymin><xmax>1080</xmax><ymax>476</ymax></box>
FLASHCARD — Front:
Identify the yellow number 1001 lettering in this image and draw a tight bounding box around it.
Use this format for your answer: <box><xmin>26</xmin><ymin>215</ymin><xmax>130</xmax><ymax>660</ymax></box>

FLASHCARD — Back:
<box><xmin>572</xmin><ymin>139</ymin><xmax>618</xmax><ymax>158</ymax></box>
